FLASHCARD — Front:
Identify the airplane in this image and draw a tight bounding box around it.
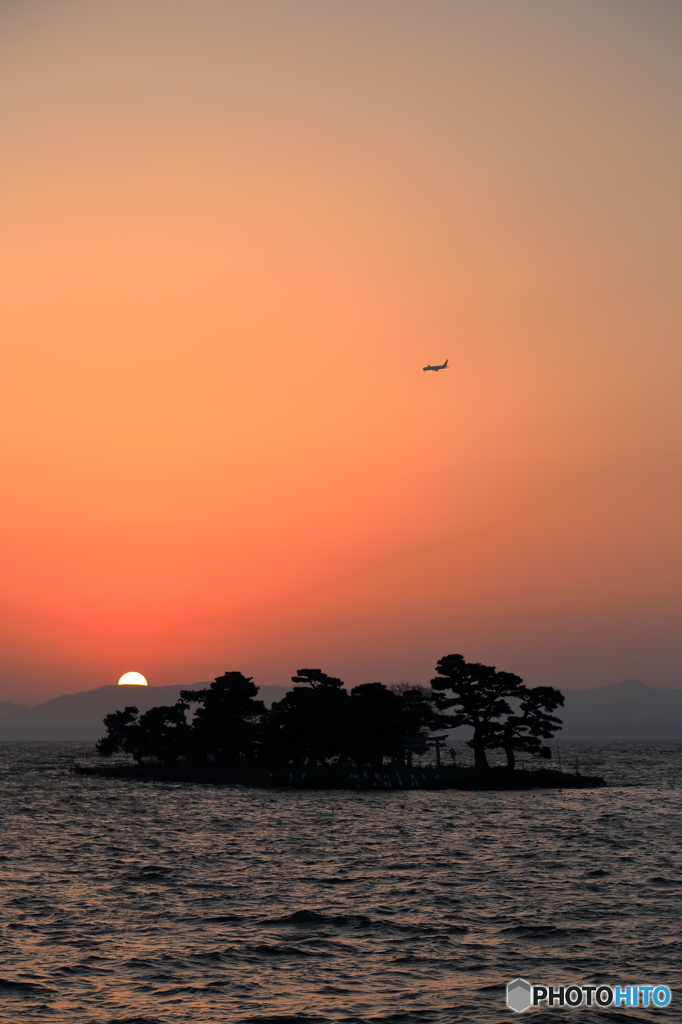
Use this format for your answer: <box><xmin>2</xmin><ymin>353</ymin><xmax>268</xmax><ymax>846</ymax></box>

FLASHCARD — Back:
<box><xmin>423</xmin><ymin>359</ymin><xmax>449</xmax><ymax>372</ymax></box>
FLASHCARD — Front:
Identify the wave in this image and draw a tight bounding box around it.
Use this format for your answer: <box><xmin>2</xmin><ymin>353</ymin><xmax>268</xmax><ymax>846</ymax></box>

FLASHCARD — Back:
<box><xmin>264</xmin><ymin>910</ymin><xmax>443</xmax><ymax>935</ymax></box>
<box><xmin>0</xmin><ymin>978</ymin><xmax>52</xmax><ymax>994</ymax></box>
<box><xmin>500</xmin><ymin>924</ymin><xmax>595</xmax><ymax>938</ymax></box>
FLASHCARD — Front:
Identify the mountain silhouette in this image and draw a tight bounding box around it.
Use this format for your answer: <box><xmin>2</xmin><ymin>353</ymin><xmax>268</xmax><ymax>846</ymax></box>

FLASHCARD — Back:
<box><xmin>0</xmin><ymin>683</ymin><xmax>291</xmax><ymax>740</ymax></box>
<box><xmin>0</xmin><ymin>679</ymin><xmax>680</xmax><ymax>741</ymax></box>
<box><xmin>558</xmin><ymin>679</ymin><xmax>682</xmax><ymax>739</ymax></box>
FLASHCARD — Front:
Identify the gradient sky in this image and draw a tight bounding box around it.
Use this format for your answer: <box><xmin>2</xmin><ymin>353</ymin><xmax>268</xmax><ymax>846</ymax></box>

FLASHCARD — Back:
<box><xmin>1</xmin><ymin>0</ymin><xmax>681</xmax><ymax>704</ymax></box>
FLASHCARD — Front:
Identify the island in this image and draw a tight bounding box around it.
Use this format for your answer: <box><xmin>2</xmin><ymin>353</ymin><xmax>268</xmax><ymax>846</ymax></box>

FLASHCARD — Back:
<box><xmin>77</xmin><ymin>655</ymin><xmax>607</xmax><ymax>790</ymax></box>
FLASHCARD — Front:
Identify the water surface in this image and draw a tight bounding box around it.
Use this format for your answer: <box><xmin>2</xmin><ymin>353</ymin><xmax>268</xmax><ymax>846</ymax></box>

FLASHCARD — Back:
<box><xmin>0</xmin><ymin>742</ymin><xmax>680</xmax><ymax>1023</ymax></box>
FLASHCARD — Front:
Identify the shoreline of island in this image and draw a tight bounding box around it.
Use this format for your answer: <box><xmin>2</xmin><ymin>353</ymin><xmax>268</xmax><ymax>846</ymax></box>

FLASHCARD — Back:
<box><xmin>73</xmin><ymin>762</ymin><xmax>606</xmax><ymax>790</ymax></box>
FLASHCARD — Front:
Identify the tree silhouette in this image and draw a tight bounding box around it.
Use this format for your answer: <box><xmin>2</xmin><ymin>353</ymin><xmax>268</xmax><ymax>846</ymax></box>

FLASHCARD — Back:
<box><xmin>430</xmin><ymin>654</ymin><xmax>524</xmax><ymax>769</ymax></box>
<box><xmin>134</xmin><ymin>703</ymin><xmax>191</xmax><ymax>763</ymax></box>
<box><xmin>345</xmin><ymin>682</ymin><xmax>444</xmax><ymax>770</ymax></box>
<box><xmin>95</xmin><ymin>655</ymin><xmax>565</xmax><ymax>779</ymax></box>
<box><xmin>290</xmin><ymin>668</ymin><xmax>345</xmax><ymax>690</ymax></box>
<box><xmin>180</xmin><ymin>671</ymin><xmax>265</xmax><ymax>764</ymax></box>
<box><xmin>96</xmin><ymin>703</ymin><xmax>190</xmax><ymax>763</ymax></box>
<box><xmin>264</xmin><ymin>668</ymin><xmax>348</xmax><ymax>770</ymax></box>
<box><xmin>96</xmin><ymin>706</ymin><xmax>141</xmax><ymax>760</ymax></box>
<box><xmin>392</xmin><ymin>684</ymin><xmax>444</xmax><ymax>742</ymax></box>
<box><xmin>345</xmin><ymin>682</ymin><xmax>401</xmax><ymax>771</ymax></box>
<box><xmin>489</xmin><ymin>685</ymin><xmax>564</xmax><ymax>769</ymax></box>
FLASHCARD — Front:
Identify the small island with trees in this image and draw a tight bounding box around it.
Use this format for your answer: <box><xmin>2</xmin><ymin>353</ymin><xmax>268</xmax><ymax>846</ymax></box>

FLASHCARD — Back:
<box><xmin>77</xmin><ymin>654</ymin><xmax>606</xmax><ymax>789</ymax></box>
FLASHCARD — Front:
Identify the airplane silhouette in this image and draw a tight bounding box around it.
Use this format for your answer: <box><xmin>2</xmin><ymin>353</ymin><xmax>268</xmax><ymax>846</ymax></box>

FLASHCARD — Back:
<box><xmin>423</xmin><ymin>359</ymin><xmax>449</xmax><ymax>372</ymax></box>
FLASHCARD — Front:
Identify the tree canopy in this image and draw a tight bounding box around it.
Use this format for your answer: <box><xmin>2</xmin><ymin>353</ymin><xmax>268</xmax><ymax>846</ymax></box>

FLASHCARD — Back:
<box><xmin>430</xmin><ymin>654</ymin><xmax>563</xmax><ymax>769</ymax></box>
<box><xmin>180</xmin><ymin>671</ymin><xmax>265</xmax><ymax>763</ymax></box>
<box><xmin>97</xmin><ymin>654</ymin><xmax>563</xmax><ymax>773</ymax></box>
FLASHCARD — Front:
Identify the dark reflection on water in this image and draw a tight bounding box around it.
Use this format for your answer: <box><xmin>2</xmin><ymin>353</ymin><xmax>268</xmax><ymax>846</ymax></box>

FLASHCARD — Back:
<box><xmin>0</xmin><ymin>742</ymin><xmax>680</xmax><ymax>1023</ymax></box>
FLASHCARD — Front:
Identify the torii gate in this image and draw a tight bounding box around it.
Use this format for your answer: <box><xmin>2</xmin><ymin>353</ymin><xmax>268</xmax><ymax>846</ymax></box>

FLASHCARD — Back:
<box><xmin>402</xmin><ymin>734</ymin><xmax>449</xmax><ymax>769</ymax></box>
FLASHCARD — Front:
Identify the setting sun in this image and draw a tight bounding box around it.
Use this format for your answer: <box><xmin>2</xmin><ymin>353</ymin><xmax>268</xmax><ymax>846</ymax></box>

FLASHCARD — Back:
<box><xmin>117</xmin><ymin>672</ymin><xmax>148</xmax><ymax>686</ymax></box>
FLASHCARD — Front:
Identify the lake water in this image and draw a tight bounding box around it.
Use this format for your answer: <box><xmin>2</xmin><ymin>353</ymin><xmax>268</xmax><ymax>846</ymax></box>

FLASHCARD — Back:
<box><xmin>0</xmin><ymin>742</ymin><xmax>680</xmax><ymax>1023</ymax></box>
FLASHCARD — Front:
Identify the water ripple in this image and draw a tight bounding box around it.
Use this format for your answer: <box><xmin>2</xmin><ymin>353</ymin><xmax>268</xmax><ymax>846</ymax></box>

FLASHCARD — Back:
<box><xmin>0</xmin><ymin>741</ymin><xmax>680</xmax><ymax>1023</ymax></box>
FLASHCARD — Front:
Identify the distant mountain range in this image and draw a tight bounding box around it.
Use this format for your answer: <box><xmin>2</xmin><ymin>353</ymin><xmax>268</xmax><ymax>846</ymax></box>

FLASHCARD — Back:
<box><xmin>0</xmin><ymin>683</ymin><xmax>292</xmax><ymax>741</ymax></box>
<box><xmin>559</xmin><ymin>679</ymin><xmax>682</xmax><ymax>739</ymax></box>
<box><xmin>0</xmin><ymin>678</ymin><xmax>680</xmax><ymax>742</ymax></box>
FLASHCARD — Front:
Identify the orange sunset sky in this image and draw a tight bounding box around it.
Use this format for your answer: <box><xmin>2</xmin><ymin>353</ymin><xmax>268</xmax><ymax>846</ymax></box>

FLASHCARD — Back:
<box><xmin>1</xmin><ymin>0</ymin><xmax>680</xmax><ymax>704</ymax></box>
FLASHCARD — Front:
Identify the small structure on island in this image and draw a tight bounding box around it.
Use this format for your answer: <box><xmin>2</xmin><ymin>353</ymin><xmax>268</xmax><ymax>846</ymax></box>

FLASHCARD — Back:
<box><xmin>402</xmin><ymin>734</ymin><xmax>449</xmax><ymax>769</ymax></box>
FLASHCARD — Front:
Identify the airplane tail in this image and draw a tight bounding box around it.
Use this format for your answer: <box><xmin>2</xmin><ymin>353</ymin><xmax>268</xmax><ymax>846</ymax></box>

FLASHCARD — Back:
<box><xmin>444</xmin><ymin>359</ymin><xmax>448</xmax><ymax>367</ymax></box>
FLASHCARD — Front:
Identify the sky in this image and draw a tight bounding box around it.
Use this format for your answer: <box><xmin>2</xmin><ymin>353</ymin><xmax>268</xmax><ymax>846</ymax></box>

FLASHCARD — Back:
<box><xmin>1</xmin><ymin>0</ymin><xmax>681</xmax><ymax>704</ymax></box>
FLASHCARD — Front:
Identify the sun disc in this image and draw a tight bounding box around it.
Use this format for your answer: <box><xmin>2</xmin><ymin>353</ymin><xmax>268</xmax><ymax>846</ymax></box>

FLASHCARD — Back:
<box><xmin>117</xmin><ymin>671</ymin><xmax>148</xmax><ymax>686</ymax></box>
